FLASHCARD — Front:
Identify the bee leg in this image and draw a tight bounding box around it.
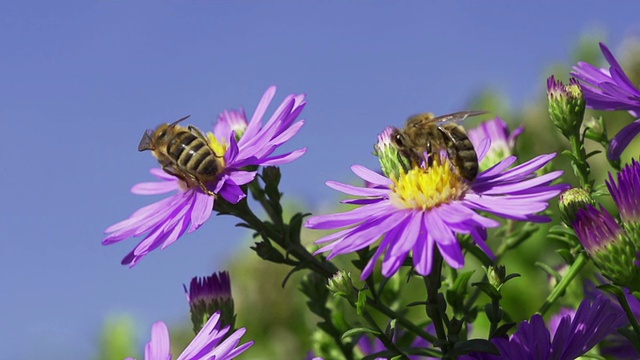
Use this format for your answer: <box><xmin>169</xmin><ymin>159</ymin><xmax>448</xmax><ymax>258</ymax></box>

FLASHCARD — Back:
<box><xmin>161</xmin><ymin>165</ymin><xmax>187</xmax><ymax>181</ymax></box>
<box><xmin>196</xmin><ymin>181</ymin><xmax>218</xmax><ymax>198</ymax></box>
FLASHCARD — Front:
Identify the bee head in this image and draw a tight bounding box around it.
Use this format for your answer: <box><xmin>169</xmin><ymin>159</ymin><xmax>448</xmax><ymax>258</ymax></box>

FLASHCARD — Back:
<box><xmin>138</xmin><ymin>128</ymin><xmax>155</xmax><ymax>152</ymax></box>
<box><xmin>391</xmin><ymin>128</ymin><xmax>408</xmax><ymax>149</ymax></box>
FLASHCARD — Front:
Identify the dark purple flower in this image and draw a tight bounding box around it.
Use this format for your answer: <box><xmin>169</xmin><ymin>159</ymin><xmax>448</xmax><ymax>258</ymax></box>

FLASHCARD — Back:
<box><xmin>103</xmin><ymin>87</ymin><xmax>306</xmax><ymax>266</ymax></box>
<box><xmin>184</xmin><ymin>271</ymin><xmax>235</xmax><ymax>333</ymax></box>
<box><xmin>607</xmin><ymin>159</ymin><xmax>640</xmax><ymax>224</ymax></box>
<box><xmin>571</xmin><ymin>42</ymin><xmax>640</xmax><ymax>160</ymax></box>
<box><xmin>572</xmin><ymin>204</ymin><xmax>623</xmax><ymax>256</ymax></box>
<box><xmin>126</xmin><ymin>311</ymin><xmax>253</xmax><ymax>360</ymax></box>
<box><xmin>306</xmin><ymin>129</ymin><xmax>567</xmax><ymax>279</ymax></box>
<box><xmin>584</xmin><ymin>279</ymin><xmax>639</xmax><ymax>359</ymax></box>
<box><xmin>460</xmin><ymin>295</ymin><xmax>626</xmax><ymax>360</ymax></box>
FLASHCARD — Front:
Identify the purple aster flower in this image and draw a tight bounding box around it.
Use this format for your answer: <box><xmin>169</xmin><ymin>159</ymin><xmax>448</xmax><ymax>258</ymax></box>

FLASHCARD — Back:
<box><xmin>460</xmin><ymin>295</ymin><xmax>626</xmax><ymax>360</ymax></box>
<box><xmin>126</xmin><ymin>311</ymin><xmax>253</xmax><ymax>360</ymax></box>
<box><xmin>584</xmin><ymin>279</ymin><xmax>639</xmax><ymax>359</ymax></box>
<box><xmin>607</xmin><ymin>159</ymin><xmax>640</xmax><ymax>224</ymax></box>
<box><xmin>571</xmin><ymin>42</ymin><xmax>640</xmax><ymax>160</ymax></box>
<box><xmin>467</xmin><ymin>117</ymin><xmax>524</xmax><ymax>171</ymax></box>
<box><xmin>103</xmin><ymin>87</ymin><xmax>306</xmax><ymax>266</ymax></box>
<box><xmin>305</xmin><ymin>129</ymin><xmax>567</xmax><ymax>279</ymax></box>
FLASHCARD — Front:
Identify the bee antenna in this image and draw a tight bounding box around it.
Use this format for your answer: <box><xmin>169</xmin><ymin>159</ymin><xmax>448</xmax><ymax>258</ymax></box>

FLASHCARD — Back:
<box><xmin>170</xmin><ymin>115</ymin><xmax>191</xmax><ymax>127</ymax></box>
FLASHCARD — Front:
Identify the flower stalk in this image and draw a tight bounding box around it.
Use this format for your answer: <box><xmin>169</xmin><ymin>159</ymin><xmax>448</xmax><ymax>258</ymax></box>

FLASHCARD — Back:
<box><xmin>538</xmin><ymin>251</ymin><xmax>588</xmax><ymax>315</ymax></box>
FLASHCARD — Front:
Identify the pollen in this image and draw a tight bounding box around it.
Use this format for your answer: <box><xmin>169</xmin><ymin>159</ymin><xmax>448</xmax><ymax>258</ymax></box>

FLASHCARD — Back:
<box><xmin>207</xmin><ymin>133</ymin><xmax>227</xmax><ymax>168</ymax></box>
<box><xmin>389</xmin><ymin>157</ymin><xmax>468</xmax><ymax>210</ymax></box>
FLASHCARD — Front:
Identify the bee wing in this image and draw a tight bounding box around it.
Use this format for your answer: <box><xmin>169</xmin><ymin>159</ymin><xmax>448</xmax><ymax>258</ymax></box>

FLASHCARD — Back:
<box><xmin>138</xmin><ymin>129</ymin><xmax>155</xmax><ymax>151</ymax></box>
<box><xmin>434</xmin><ymin>110</ymin><xmax>488</xmax><ymax>125</ymax></box>
<box><xmin>169</xmin><ymin>114</ymin><xmax>191</xmax><ymax>127</ymax></box>
<box><xmin>187</xmin><ymin>125</ymin><xmax>209</xmax><ymax>143</ymax></box>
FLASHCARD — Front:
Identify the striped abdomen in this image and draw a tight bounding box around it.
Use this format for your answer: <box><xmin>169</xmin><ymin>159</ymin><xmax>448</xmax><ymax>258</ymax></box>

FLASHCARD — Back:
<box><xmin>438</xmin><ymin>125</ymin><xmax>478</xmax><ymax>181</ymax></box>
<box><xmin>167</xmin><ymin>130</ymin><xmax>219</xmax><ymax>179</ymax></box>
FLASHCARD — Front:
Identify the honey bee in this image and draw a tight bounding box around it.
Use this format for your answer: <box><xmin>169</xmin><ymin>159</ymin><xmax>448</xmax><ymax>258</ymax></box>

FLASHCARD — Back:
<box><xmin>391</xmin><ymin>111</ymin><xmax>487</xmax><ymax>181</ymax></box>
<box><xmin>138</xmin><ymin>115</ymin><xmax>223</xmax><ymax>196</ymax></box>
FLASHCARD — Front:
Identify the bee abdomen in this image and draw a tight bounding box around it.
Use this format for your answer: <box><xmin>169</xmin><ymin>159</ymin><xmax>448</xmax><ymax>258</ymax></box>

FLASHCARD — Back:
<box><xmin>168</xmin><ymin>132</ymin><xmax>214</xmax><ymax>176</ymax></box>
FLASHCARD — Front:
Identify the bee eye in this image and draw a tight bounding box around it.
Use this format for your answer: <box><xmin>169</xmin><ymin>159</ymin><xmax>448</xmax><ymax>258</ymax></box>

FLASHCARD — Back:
<box><xmin>157</xmin><ymin>130</ymin><xmax>167</xmax><ymax>138</ymax></box>
<box><xmin>394</xmin><ymin>134</ymin><xmax>405</xmax><ymax>147</ymax></box>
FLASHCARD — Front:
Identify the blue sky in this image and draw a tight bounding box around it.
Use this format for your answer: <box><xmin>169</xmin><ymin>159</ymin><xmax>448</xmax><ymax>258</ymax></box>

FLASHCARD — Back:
<box><xmin>1</xmin><ymin>2</ymin><xmax>639</xmax><ymax>358</ymax></box>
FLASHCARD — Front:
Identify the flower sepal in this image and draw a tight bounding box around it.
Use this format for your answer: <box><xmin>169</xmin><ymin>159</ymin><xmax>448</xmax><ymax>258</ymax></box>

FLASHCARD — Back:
<box><xmin>374</xmin><ymin>126</ymin><xmax>411</xmax><ymax>179</ymax></box>
<box><xmin>559</xmin><ymin>187</ymin><xmax>598</xmax><ymax>226</ymax></box>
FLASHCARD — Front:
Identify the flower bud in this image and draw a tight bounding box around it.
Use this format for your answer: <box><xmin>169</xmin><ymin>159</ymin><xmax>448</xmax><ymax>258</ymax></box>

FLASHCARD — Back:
<box><xmin>184</xmin><ymin>271</ymin><xmax>235</xmax><ymax>333</ymax></box>
<box><xmin>558</xmin><ymin>187</ymin><xmax>598</xmax><ymax>226</ymax></box>
<box><xmin>327</xmin><ymin>271</ymin><xmax>357</xmax><ymax>304</ymax></box>
<box><xmin>547</xmin><ymin>76</ymin><xmax>586</xmax><ymax>138</ymax></box>
<box><xmin>374</xmin><ymin>126</ymin><xmax>410</xmax><ymax>179</ymax></box>
<box><xmin>487</xmin><ymin>265</ymin><xmax>507</xmax><ymax>291</ymax></box>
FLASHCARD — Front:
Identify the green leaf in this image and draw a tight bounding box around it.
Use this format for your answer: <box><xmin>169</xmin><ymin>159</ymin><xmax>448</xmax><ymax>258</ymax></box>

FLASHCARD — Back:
<box><xmin>473</xmin><ymin>282</ymin><xmax>501</xmax><ymax>300</ymax></box>
<box><xmin>341</xmin><ymin>327</ymin><xmax>380</xmax><ymax>340</ymax></box>
<box><xmin>536</xmin><ymin>262</ymin><xmax>562</xmax><ymax>283</ymax></box>
<box><xmin>492</xmin><ymin>322</ymin><xmax>515</xmax><ymax>338</ymax></box>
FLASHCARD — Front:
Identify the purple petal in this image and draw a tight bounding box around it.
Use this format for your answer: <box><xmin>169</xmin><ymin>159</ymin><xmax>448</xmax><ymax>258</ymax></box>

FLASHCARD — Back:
<box><xmin>305</xmin><ymin>201</ymin><xmax>391</xmax><ymax>229</ymax></box>
<box><xmin>351</xmin><ymin>165</ymin><xmax>393</xmax><ymax>187</ymax></box>
<box><xmin>258</xmin><ymin>148</ymin><xmax>307</xmax><ymax>166</ymax></box>
<box><xmin>609</xmin><ymin>120</ymin><xmax>640</xmax><ymax>161</ymax></box>
<box><xmin>146</xmin><ymin>322</ymin><xmax>171</xmax><ymax>360</ymax></box>
<box><xmin>243</xmin><ymin>86</ymin><xmax>276</xmax><ymax>141</ymax></box>
<box><xmin>361</xmin><ymin>238</ymin><xmax>391</xmax><ymax>279</ymax></box>
<box><xmin>131</xmin><ymin>180</ymin><xmax>179</xmax><ymax>195</ymax></box>
<box><xmin>387</xmin><ymin>212</ymin><xmax>421</xmax><ymax>257</ymax></box>
<box><xmin>269</xmin><ymin>120</ymin><xmax>305</xmax><ymax>147</ymax></box>
<box><xmin>475</xmin><ymin>138</ymin><xmax>491</xmax><ymax>162</ymax></box>
<box><xmin>225</xmin><ymin>132</ymin><xmax>240</xmax><ymax>163</ymax></box>
<box><xmin>329</xmin><ymin>212</ymin><xmax>407</xmax><ymax>255</ymax></box>
<box><xmin>424</xmin><ymin>210</ymin><xmax>456</xmax><ymax>245</ymax></box>
<box><xmin>326</xmin><ymin>181</ymin><xmax>389</xmax><ymax>197</ymax></box>
<box><xmin>228</xmin><ymin>170</ymin><xmax>257</xmax><ymax>186</ymax></box>
<box><xmin>412</xmin><ymin>219</ymin><xmax>434</xmax><ymax>276</ymax></box>
<box><xmin>477</xmin><ymin>156</ymin><xmax>517</xmax><ymax>179</ymax></box>
<box><xmin>219</xmin><ymin>181</ymin><xmax>247</xmax><ymax>204</ymax></box>
<box><xmin>189</xmin><ymin>192</ymin><xmax>214</xmax><ymax>232</ymax></box>
<box><xmin>436</xmin><ymin>240</ymin><xmax>464</xmax><ymax>269</ymax></box>
<box><xmin>150</xmin><ymin>167</ymin><xmax>177</xmax><ymax>181</ymax></box>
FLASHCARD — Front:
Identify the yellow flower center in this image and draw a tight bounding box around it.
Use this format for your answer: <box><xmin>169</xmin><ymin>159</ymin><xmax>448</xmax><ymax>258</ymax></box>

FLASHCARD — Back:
<box><xmin>389</xmin><ymin>157</ymin><xmax>468</xmax><ymax>210</ymax></box>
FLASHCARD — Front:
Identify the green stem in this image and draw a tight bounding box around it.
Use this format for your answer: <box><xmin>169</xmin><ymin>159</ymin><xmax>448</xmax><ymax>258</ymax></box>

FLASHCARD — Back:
<box><xmin>361</xmin><ymin>311</ymin><xmax>408</xmax><ymax>358</ymax></box>
<box><xmin>366</xmin><ymin>297</ymin><xmax>438</xmax><ymax>343</ymax></box>
<box><xmin>424</xmin><ymin>251</ymin><xmax>448</xmax><ymax>353</ymax></box>
<box><xmin>488</xmin><ymin>297</ymin><xmax>500</xmax><ymax>337</ymax></box>
<box><xmin>568</xmin><ymin>133</ymin><xmax>592</xmax><ymax>193</ymax></box>
<box><xmin>538</xmin><ymin>252</ymin><xmax>588</xmax><ymax>315</ymax></box>
<box><xmin>226</xmin><ymin>197</ymin><xmax>339</xmax><ymax>278</ymax></box>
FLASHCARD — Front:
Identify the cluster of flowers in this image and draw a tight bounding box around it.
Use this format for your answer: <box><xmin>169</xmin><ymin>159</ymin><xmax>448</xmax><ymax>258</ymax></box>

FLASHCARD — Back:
<box><xmin>104</xmin><ymin>42</ymin><xmax>640</xmax><ymax>359</ymax></box>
